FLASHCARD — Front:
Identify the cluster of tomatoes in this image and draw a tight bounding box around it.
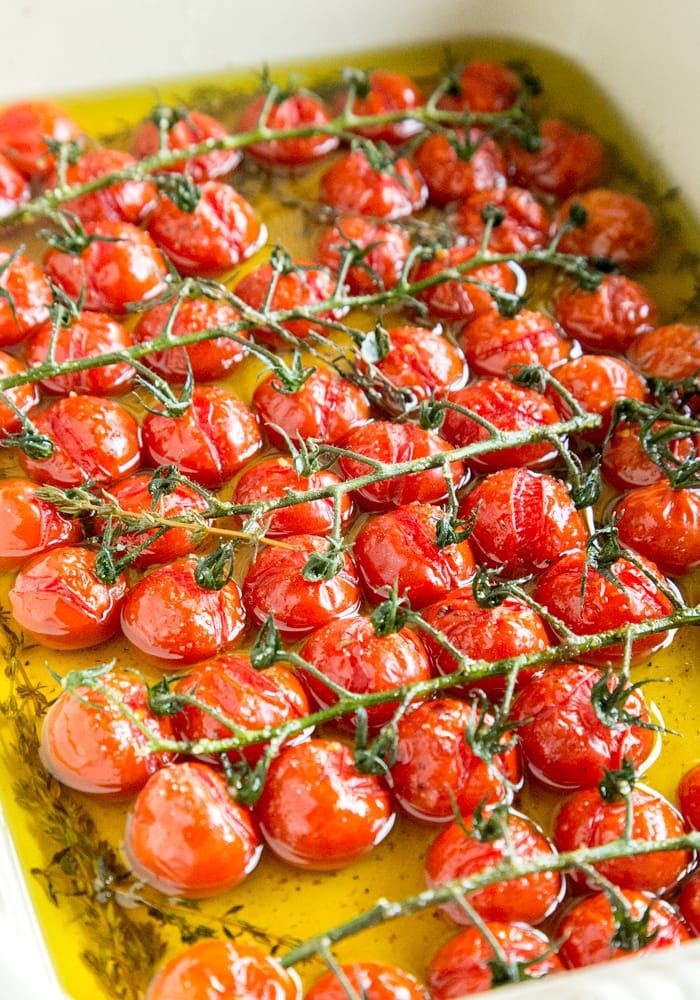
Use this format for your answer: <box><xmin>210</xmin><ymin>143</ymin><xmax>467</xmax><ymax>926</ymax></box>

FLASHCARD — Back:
<box><xmin>2</xmin><ymin>53</ymin><xmax>700</xmax><ymax>1000</ymax></box>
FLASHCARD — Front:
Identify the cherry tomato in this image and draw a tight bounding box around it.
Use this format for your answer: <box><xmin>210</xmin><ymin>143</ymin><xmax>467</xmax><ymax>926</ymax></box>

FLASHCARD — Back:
<box><xmin>679</xmin><ymin>874</ymin><xmax>700</xmax><ymax>936</ymax></box>
<box><xmin>427</xmin><ymin>922</ymin><xmax>562</xmax><ymax>999</ymax></box>
<box><xmin>509</xmin><ymin>663</ymin><xmax>656</xmax><ymax>790</ymax></box>
<box><xmin>554</xmin><ymin>784</ymin><xmax>692</xmax><ymax>894</ymax></box>
<box><xmin>232</xmin><ymin>455</ymin><xmax>353</xmax><ymax>537</ymax></box>
<box><xmin>614</xmin><ymin>482</ymin><xmax>700</xmax><ymax>576</ymax></box>
<box><xmin>0</xmin><ymin>477</ymin><xmax>82</xmax><ymax>570</ymax></box>
<box><xmin>425</xmin><ymin>810</ymin><xmax>563</xmax><ymax>926</ymax></box>
<box><xmin>412</xmin><ymin>129</ymin><xmax>507</xmax><ymax>207</ymax></box>
<box><xmin>132</xmin><ymin>294</ymin><xmax>247</xmax><ymax>383</ymax></box>
<box><xmin>25</xmin><ymin>310</ymin><xmax>136</xmax><ymax>395</ymax></box>
<box><xmin>299</xmin><ymin>615</ymin><xmax>431</xmax><ymax>729</ymax></box>
<box><xmin>125</xmin><ymin>760</ymin><xmax>261</xmax><ymax>897</ymax></box>
<box><xmin>555</xmin><ymin>188</ymin><xmax>658</xmax><ymax>268</ymax></box>
<box><xmin>454</xmin><ymin>186</ymin><xmax>551</xmax><ymax>253</ymax></box>
<box><xmin>44</xmin><ymin>219</ymin><xmax>169</xmax><ymax>314</ymax></box>
<box><xmin>334</xmin><ymin>69</ymin><xmax>425</xmax><ymax>144</ymax></box>
<box><xmin>242</xmin><ymin>533</ymin><xmax>361</xmax><ymax>640</ymax></box>
<box><xmin>554</xmin><ymin>273</ymin><xmax>658</xmax><ymax>354</ymax></box>
<box><xmin>9</xmin><ymin>544</ymin><xmax>127</xmax><ymax>649</ymax></box>
<box><xmin>352</xmin><ymin>502</ymin><xmax>476</xmax><ymax>608</ymax></box>
<box><xmin>19</xmin><ymin>395</ymin><xmax>142</xmax><ymax>488</ymax></box>
<box><xmin>336</xmin><ymin>420</ymin><xmax>465</xmax><ymax>511</ymax></box>
<box><xmin>146</xmin><ymin>939</ymin><xmax>301</xmax><ymax>1000</ymax></box>
<box><xmin>0</xmin><ymin>151</ymin><xmax>29</xmax><ymax>217</ymax></box>
<box><xmin>601</xmin><ymin>420</ymin><xmax>699</xmax><ymax>492</ymax></box>
<box><xmin>132</xmin><ymin>108</ymin><xmax>241</xmax><ymax>182</ymax></box>
<box><xmin>54</xmin><ymin>148</ymin><xmax>158</xmax><ymax>225</ymax></box>
<box><xmin>319</xmin><ymin>149</ymin><xmax>427</xmax><ymax>219</ymax></box>
<box><xmin>556</xmin><ymin>889</ymin><xmax>690</xmax><ymax>969</ymax></box>
<box><xmin>532</xmin><ymin>549</ymin><xmax>675</xmax><ymax>667</ymax></box>
<box><xmin>410</xmin><ymin>245</ymin><xmax>520</xmax><ymax>324</ymax></box>
<box><xmin>506</xmin><ymin>117</ymin><xmax>604</xmax><ymax>198</ymax></box>
<box><xmin>142</xmin><ymin>385</ymin><xmax>262</xmax><ymax>488</ymax></box>
<box><xmin>255</xmin><ymin>738</ymin><xmax>394</xmax><ymax>869</ymax></box>
<box><xmin>626</xmin><ymin>322</ymin><xmax>700</xmax><ymax>380</ymax></box>
<box><xmin>0</xmin><ymin>100</ymin><xmax>83</xmax><ymax>179</ymax></box>
<box><xmin>678</xmin><ymin>762</ymin><xmax>700</xmax><ymax>830</ymax></box>
<box><xmin>147</xmin><ymin>181</ymin><xmax>265</xmax><ymax>276</ymax></box>
<box><xmin>252</xmin><ymin>366</ymin><xmax>370</xmax><ymax>449</ymax></box>
<box><xmin>305</xmin><ymin>962</ymin><xmax>427</xmax><ymax>1000</ymax></box>
<box><xmin>458</xmin><ymin>466</ymin><xmax>588</xmax><ymax>576</ymax></box>
<box><xmin>40</xmin><ymin>670</ymin><xmax>175</xmax><ymax>798</ymax></box>
<box><xmin>550</xmin><ymin>353</ymin><xmax>647</xmax><ymax>444</ymax></box>
<box><xmin>357</xmin><ymin>325</ymin><xmax>467</xmax><ymax>407</ymax></box>
<box><xmin>238</xmin><ymin>91</ymin><xmax>338</xmax><ymax>167</ymax></box>
<box><xmin>0</xmin><ymin>246</ymin><xmax>52</xmax><ymax>347</ymax></box>
<box><xmin>120</xmin><ymin>556</ymin><xmax>246</xmax><ymax>666</ymax></box>
<box><xmin>172</xmin><ymin>654</ymin><xmax>310</xmax><ymax>764</ymax></box>
<box><xmin>459</xmin><ymin>308</ymin><xmax>571</xmax><ymax>378</ymax></box>
<box><xmin>316</xmin><ymin>215</ymin><xmax>410</xmax><ymax>295</ymax></box>
<box><xmin>440</xmin><ymin>377</ymin><xmax>562</xmax><ymax>473</ymax></box>
<box><xmin>448</xmin><ymin>60</ymin><xmax>522</xmax><ymax>112</ymax></box>
<box><xmin>0</xmin><ymin>350</ymin><xmax>39</xmax><ymax>437</ymax></box>
<box><xmin>390</xmin><ymin>698</ymin><xmax>521</xmax><ymax>823</ymax></box>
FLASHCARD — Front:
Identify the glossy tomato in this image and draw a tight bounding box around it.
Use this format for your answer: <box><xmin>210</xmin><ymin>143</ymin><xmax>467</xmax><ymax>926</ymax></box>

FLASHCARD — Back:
<box><xmin>555</xmin><ymin>188</ymin><xmax>658</xmax><ymax>268</ymax></box>
<box><xmin>549</xmin><ymin>353</ymin><xmax>647</xmax><ymax>444</ymax></box>
<box><xmin>554</xmin><ymin>273</ymin><xmax>658</xmax><ymax>354</ymax></box>
<box><xmin>132</xmin><ymin>108</ymin><xmax>241</xmax><ymax>182</ymax></box>
<box><xmin>320</xmin><ymin>149</ymin><xmax>427</xmax><ymax>219</ymax></box>
<box><xmin>357</xmin><ymin>325</ymin><xmax>467</xmax><ymax>407</ymax></box>
<box><xmin>238</xmin><ymin>91</ymin><xmax>338</xmax><ymax>167</ymax></box>
<box><xmin>0</xmin><ymin>152</ymin><xmax>29</xmax><ymax>217</ymax></box>
<box><xmin>412</xmin><ymin>129</ymin><xmax>507</xmax><ymax>207</ymax></box>
<box><xmin>0</xmin><ymin>99</ymin><xmax>83</xmax><ymax>179</ymax></box>
<box><xmin>601</xmin><ymin>420</ymin><xmax>699</xmax><ymax>492</ymax></box>
<box><xmin>55</xmin><ymin>148</ymin><xmax>159</xmax><ymax>225</ymax></box>
<box><xmin>679</xmin><ymin>875</ymin><xmax>700</xmax><ymax>937</ymax></box>
<box><xmin>335</xmin><ymin>68</ymin><xmax>425</xmax><ymax>144</ymax></box>
<box><xmin>0</xmin><ymin>246</ymin><xmax>52</xmax><ymax>346</ymax></box>
<box><xmin>614</xmin><ymin>481</ymin><xmax>700</xmax><ymax>576</ymax></box>
<box><xmin>0</xmin><ymin>351</ymin><xmax>39</xmax><ymax>437</ymax></box>
<box><xmin>454</xmin><ymin>185</ymin><xmax>550</xmax><ymax>254</ymax></box>
<box><xmin>447</xmin><ymin>59</ymin><xmax>521</xmax><ymax>112</ymax></box>
<box><xmin>506</xmin><ymin>117</ymin><xmax>604</xmax><ymax>198</ymax></box>
<box><xmin>305</xmin><ymin>962</ymin><xmax>427</xmax><ymax>1000</ymax></box>
<box><xmin>458</xmin><ymin>308</ymin><xmax>571</xmax><ymax>378</ymax></box>
<box><xmin>316</xmin><ymin>215</ymin><xmax>411</xmax><ymax>295</ymax></box>
<box><xmin>626</xmin><ymin>322</ymin><xmax>700</xmax><ymax>380</ymax></box>
<box><xmin>678</xmin><ymin>762</ymin><xmax>700</xmax><ymax>830</ymax></box>
<box><xmin>0</xmin><ymin>477</ymin><xmax>82</xmax><ymax>570</ymax></box>
<box><xmin>411</xmin><ymin>245</ymin><xmax>520</xmax><ymax>324</ymax></box>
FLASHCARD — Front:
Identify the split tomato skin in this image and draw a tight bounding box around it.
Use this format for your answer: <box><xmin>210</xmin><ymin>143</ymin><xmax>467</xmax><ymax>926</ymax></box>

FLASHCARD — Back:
<box><xmin>548</xmin><ymin>353</ymin><xmax>647</xmax><ymax>444</ymax></box>
<box><xmin>316</xmin><ymin>215</ymin><xmax>411</xmax><ymax>295</ymax></box>
<box><xmin>335</xmin><ymin>68</ymin><xmax>426</xmax><ymax>144</ymax></box>
<box><xmin>305</xmin><ymin>962</ymin><xmax>428</xmax><ymax>1000</ymax></box>
<box><xmin>554</xmin><ymin>272</ymin><xmax>658</xmax><ymax>354</ymax></box>
<box><xmin>412</xmin><ymin>129</ymin><xmax>507</xmax><ymax>207</ymax></box>
<box><xmin>320</xmin><ymin>149</ymin><xmax>427</xmax><ymax>219</ymax></box>
<box><xmin>458</xmin><ymin>308</ymin><xmax>571</xmax><ymax>379</ymax></box>
<box><xmin>626</xmin><ymin>322</ymin><xmax>700</xmax><ymax>380</ymax></box>
<box><xmin>555</xmin><ymin>188</ymin><xmax>658</xmax><ymax>268</ymax></box>
<box><xmin>358</xmin><ymin>325</ymin><xmax>467</xmax><ymax>406</ymax></box>
<box><xmin>506</xmin><ymin>117</ymin><xmax>604</xmax><ymax>198</ymax></box>
<box><xmin>132</xmin><ymin>108</ymin><xmax>242</xmax><ymax>182</ymax></box>
<box><xmin>0</xmin><ymin>100</ymin><xmax>83</xmax><ymax>179</ymax></box>
<box><xmin>411</xmin><ymin>245</ymin><xmax>519</xmax><ymax>324</ymax></box>
<box><xmin>0</xmin><ymin>247</ymin><xmax>52</xmax><ymax>347</ymax></box>
<box><xmin>55</xmin><ymin>148</ymin><xmax>159</xmax><ymax>225</ymax></box>
<box><xmin>454</xmin><ymin>185</ymin><xmax>551</xmax><ymax>253</ymax></box>
<box><xmin>601</xmin><ymin>420</ymin><xmax>699</xmax><ymax>492</ymax></box>
<box><xmin>0</xmin><ymin>477</ymin><xmax>82</xmax><ymax>570</ymax></box>
<box><xmin>238</xmin><ymin>91</ymin><xmax>339</xmax><ymax>167</ymax></box>
<box><xmin>614</xmin><ymin>481</ymin><xmax>700</xmax><ymax>577</ymax></box>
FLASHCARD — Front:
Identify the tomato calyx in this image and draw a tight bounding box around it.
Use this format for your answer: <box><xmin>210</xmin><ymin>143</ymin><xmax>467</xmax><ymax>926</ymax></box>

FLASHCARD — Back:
<box><xmin>597</xmin><ymin>758</ymin><xmax>638</xmax><ymax>803</ymax></box>
<box><xmin>590</xmin><ymin>669</ymin><xmax>667</xmax><ymax>736</ymax></box>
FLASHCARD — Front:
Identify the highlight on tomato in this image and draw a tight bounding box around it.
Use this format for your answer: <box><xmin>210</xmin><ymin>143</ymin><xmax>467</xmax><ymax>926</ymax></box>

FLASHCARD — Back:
<box><xmin>554</xmin><ymin>272</ymin><xmax>658</xmax><ymax>354</ymax></box>
<box><xmin>320</xmin><ymin>148</ymin><xmax>427</xmax><ymax>219</ymax></box>
<box><xmin>0</xmin><ymin>246</ymin><xmax>52</xmax><ymax>346</ymax></box>
<box><xmin>555</xmin><ymin>187</ymin><xmax>658</xmax><ymax>268</ymax></box>
<box><xmin>626</xmin><ymin>323</ymin><xmax>700</xmax><ymax>380</ymax></box>
<box><xmin>334</xmin><ymin>68</ymin><xmax>426</xmax><ymax>144</ymax></box>
<box><xmin>0</xmin><ymin>477</ymin><xmax>82</xmax><ymax>570</ymax></box>
<box><xmin>412</xmin><ymin>128</ymin><xmax>507</xmax><ymax>207</ymax></box>
<box><xmin>506</xmin><ymin>117</ymin><xmax>604</xmax><ymax>198</ymax></box>
<box><xmin>548</xmin><ymin>353</ymin><xmax>647</xmax><ymax>444</ymax></box>
<box><xmin>132</xmin><ymin>107</ymin><xmax>242</xmax><ymax>182</ymax></box>
<box><xmin>0</xmin><ymin>151</ymin><xmax>29</xmax><ymax>218</ymax></box>
<box><xmin>613</xmin><ymin>481</ymin><xmax>700</xmax><ymax>577</ymax></box>
<box><xmin>0</xmin><ymin>99</ymin><xmax>84</xmax><ymax>179</ymax></box>
<box><xmin>458</xmin><ymin>308</ymin><xmax>571</xmax><ymax>378</ymax></box>
<box><xmin>305</xmin><ymin>961</ymin><xmax>428</xmax><ymax>1000</ymax></box>
<box><xmin>54</xmin><ymin>147</ymin><xmax>158</xmax><ymax>225</ymax></box>
<box><xmin>238</xmin><ymin>90</ymin><xmax>338</xmax><ymax>167</ymax></box>
<box><xmin>356</xmin><ymin>324</ymin><xmax>467</xmax><ymax>406</ymax></box>
<box><xmin>0</xmin><ymin>351</ymin><xmax>39</xmax><ymax>437</ymax></box>
<box><xmin>316</xmin><ymin>215</ymin><xmax>411</xmax><ymax>295</ymax></box>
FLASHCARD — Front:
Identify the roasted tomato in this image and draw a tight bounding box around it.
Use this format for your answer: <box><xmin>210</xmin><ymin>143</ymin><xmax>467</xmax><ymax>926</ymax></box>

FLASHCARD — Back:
<box><xmin>506</xmin><ymin>117</ymin><xmax>604</xmax><ymax>198</ymax></box>
<box><xmin>0</xmin><ymin>99</ymin><xmax>83</xmax><ymax>179</ymax></box>
<box><xmin>316</xmin><ymin>215</ymin><xmax>411</xmax><ymax>295</ymax></box>
<box><xmin>445</xmin><ymin>59</ymin><xmax>522</xmax><ymax>113</ymax></box>
<box><xmin>334</xmin><ymin>68</ymin><xmax>425</xmax><ymax>144</ymax></box>
<box><xmin>238</xmin><ymin>91</ymin><xmax>338</xmax><ymax>167</ymax></box>
<box><xmin>601</xmin><ymin>420</ymin><xmax>699</xmax><ymax>492</ymax></box>
<box><xmin>0</xmin><ymin>247</ymin><xmax>52</xmax><ymax>347</ymax></box>
<box><xmin>0</xmin><ymin>477</ymin><xmax>82</xmax><ymax>570</ymax></box>
<box><xmin>305</xmin><ymin>963</ymin><xmax>427</xmax><ymax>1000</ymax></box>
<box><xmin>320</xmin><ymin>149</ymin><xmax>427</xmax><ymax>219</ymax></box>
<box><xmin>679</xmin><ymin>874</ymin><xmax>700</xmax><ymax>937</ymax></box>
<box><xmin>614</xmin><ymin>481</ymin><xmax>700</xmax><ymax>576</ymax></box>
<box><xmin>553</xmin><ymin>273</ymin><xmax>658</xmax><ymax>354</ymax></box>
<box><xmin>412</xmin><ymin>129</ymin><xmax>507</xmax><ymax>207</ymax></box>
<box><xmin>0</xmin><ymin>351</ymin><xmax>39</xmax><ymax>437</ymax></box>
<box><xmin>453</xmin><ymin>186</ymin><xmax>551</xmax><ymax>253</ymax></box>
<box><xmin>0</xmin><ymin>151</ymin><xmax>29</xmax><ymax>217</ymax></box>
<box><xmin>549</xmin><ymin>353</ymin><xmax>647</xmax><ymax>444</ymax></box>
<box><xmin>411</xmin><ymin>245</ymin><xmax>520</xmax><ymax>324</ymax></box>
<box><xmin>132</xmin><ymin>107</ymin><xmax>241</xmax><ymax>182</ymax></box>
<box><xmin>555</xmin><ymin>188</ymin><xmax>658</xmax><ymax>268</ymax></box>
<box><xmin>458</xmin><ymin>308</ymin><xmax>571</xmax><ymax>378</ymax></box>
<box><xmin>678</xmin><ymin>762</ymin><xmax>700</xmax><ymax>831</ymax></box>
<box><xmin>357</xmin><ymin>325</ymin><xmax>467</xmax><ymax>407</ymax></box>
<box><xmin>626</xmin><ymin>323</ymin><xmax>700</xmax><ymax>380</ymax></box>
<box><xmin>54</xmin><ymin>148</ymin><xmax>158</xmax><ymax>225</ymax></box>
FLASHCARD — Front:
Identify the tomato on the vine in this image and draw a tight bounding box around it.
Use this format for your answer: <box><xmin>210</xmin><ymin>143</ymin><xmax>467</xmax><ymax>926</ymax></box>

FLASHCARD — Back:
<box><xmin>411</xmin><ymin>245</ymin><xmax>520</xmax><ymax>324</ymax></box>
<box><xmin>132</xmin><ymin>107</ymin><xmax>242</xmax><ymax>182</ymax></box>
<box><xmin>454</xmin><ymin>186</ymin><xmax>550</xmax><ymax>253</ymax></box>
<box><xmin>506</xmin><ymin>117</ymin><xmax>604</xmax><ymax>198</ymax></box>
<box><xmin>358</xmin><ymin>324</ymin><xmax>467</xmax><ymax>406</ymax></box>
<box><xmin>320</xmin><ymin>148</ymin><xmax>427</xmax><ymax>219</ymax></box>
<box><xmin>554</xmin><ymin>272</ymin><xmax>658</xmax><ymax>354</ymax></box>
<box><xmin>614</xmin><ymin>481</ymin><xmax>700</xmax><ymax>576</ymax></box>
<box><xmin>446</xmin><ymin>59</ymin><xmax>521</xmax><ymax>113</ymax></box>
<box><xmin>334</xmin><ymin>68</ymin><xmax>426</xmax><ymax>144</ymax></box>
<box><xmin>555</xmin><ymin>188</ymin><xmax>658</xmax><ymax>268</ymax></box>
<box><xmin>412</xmin><ymin>129</ymin><xmax>507</xmax><ymax>207</ymax></box>
<box><xmin>0</xmin><ymin>246</ymin><xmax>52</xmax><ymax>347</ymax></box>
<box><xmin>55</xmin><ymin>148</ymin><xmax>158</xmax><ymax>225</ymax></box>
<box><xmin>601</xmin><ymin>420</ymin><xmax>699</xmax><ymax>492</ymax></box>
<box><xmin>549</xmin><ymin>353</ymin><xmax>647</xmax><ymax>444</ymax></box>
<box><xmin>0</xmin><ymin>477</ymin><xmax>82</xmax><ymax>570</ymax></box>
<box><xmin>0</xmin><ymin>351</ymin><xmax>39</xmax><ymax>437</ymax></box>
<box><xmin>305</xmin><ymin>962</ymin><xmax>427</xmax><ymax>1000</ymax></box>
<box><xmin>316</xmin><ymin>215</ymin><xmax>410</xmax><ymax>295</ymax></box>
<box><xmin>0</xmin><ymin>100</ymin><xmax>83</xmax><ymax>179</ymax></box>
<box><xmin>238</xmin><ymin>91</ymin><xmax>339</xmax><ymax>167</ymax></box>
<box><xmin>0</xmin><ymin>152</ymin><xmax>29</xmax><ymax>217</ymax></box>
<box><xmin>626</xmin><ymin>322</ymin><xmax>700</xmax><ymax>380</ymax></box>
<box><xmin>458</xmin><ymin>308</ymin><xmax>571</xmax><ymax>378</ymax></box>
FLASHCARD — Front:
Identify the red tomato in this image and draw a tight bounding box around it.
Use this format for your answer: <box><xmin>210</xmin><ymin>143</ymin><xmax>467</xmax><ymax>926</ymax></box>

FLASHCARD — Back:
<box><xmin>555</xmin><ymin>188</ymin><xmax>658</xmax><ymax>268</ymax></box>
<box><xmin>9</xmin><ymin>544</ymin><xmax>127</xmax><ymax>649</ymax></box>
<box><xmin>19</xmin><ymin>395</ymin><xmax>142</xmax><ymax>488</ymax></box>
<box><xmin>172</xmin><ymin>654</ymin><xmax>310</xmax><ymax>764</ymax></box>
<box><xmin>532</xmin><ymin>550</ymin><xmax>675</xmax><ymax>667</ymax></box>
<box><xmin>120</xmin><ymin>556</ymin><xmax>246</xmax><ymax>666</ymax></box>
<box><xmin>412</xmin><ymin>129</ymin><xmax>507</xmax><ymax>207</ymax></box>
<box><xmin>626</xmin><ymin>322</ymin><xmax>700</xmax><ymax>380</ymax></box>
<box><xmin>232</xmin><ymin>456</ymin><xmax>353</xmax><ymax>538</ymax></box>
<box><xmin>506</xmin><ymin>117</ymin><xmax>604</xmax><ymax>198</ymax></box>
<box><xmin>147</xmin><ymin>181</ymin><xmax>265</xmax><ymax>276</ymax></box>
<box><xmin>425</xmin><ymin>811</ymin><xmax>563</xmax><ymax>926</ymax></box>
<box><xmin>125</xmin><ymin>760</ymin><xmax>261</xmax><ymax>897</ymax></box>
<box><xmin>554</xmin><ymin>273</ymin><xmax>658</xmax><ymax>354</ymax></box>
<box><xmin>459</xmin><ymin>309</ymin><xmax>571</xmax><ymax>378</ymax></box>
<box><xmin>44</xmin><ymin>219</ymin><xmax>169</xmax><ymax>314</ymax></box>
<box><xmin>299</xmin><ymin>615</ymin><xmax>431</xmax><ymax>728</ymax></box>
<box><xmin>352</xmin><ymin>502</ymin><xmax>476</xmax><ymax>608</ymax></box>
<box><xmin>54</xmin><ymin>148</ymin><xmax>158</xmax><ymax>225</ymax></box>
<box><xmin>132</xmin><ymin>108</ymin><xmax>241</xmax><ymax>182</ymax></box>
<box><xmin>336</xmin><ymin>420</ymin><xmax>465</xmax><ymax>511</ymax></box>
<box><xmin>316</xmin><ymin>215</ymin><xmax>410</xmax><ymax>295</ymax></box>
<box><xmin>510</xmin><ymin>663</ymin><xmax>656</xmax><ymax>790</ymax></box>
<box><xmin>0</xmin><ymin>100</ymin><xmax>83</xmax><ymax>179</ymax></box>
<box><xmin>133</xmin><ymin>295</ymin><xmax>247</xmax><ymax>383</ymax></box>
<box><xmin>0</xmin><ymin>477</ymin><xmax>82</xmax><ymax>570</ymax></box>
<box><xmin>0</xmin><ymin>351</ymin><xmax>39</xmax><ymax>437</ymax></box>
<box><xmin>427</xmin><ymin>922</ymin><xmax>562</xmax><ymax>999</ymax></box>
<box><xmin>679</xmin><ymin>875</ymin><xmax>700</xmax><ymax>936</ymax></box>
<box><xmin>305</xmin><ymin>962</ymin><xmax>427</xmax><ymax>1000</ymax></box>
<box><xmin>411</xmin><ymin>245</ymin><xmax>520</xmax><ymax>324</ymax></box>
<box><xmin>678</xmin><ymin>762</ymin><xmax>700</xmax><ymax>830</ymax></box>
<box><xmin>549</xmin><ymin>353</ymin><xmax>647</xmax><ymax>444</ymax></box>
<box><xmin>146</xmin><ymin>939</ymin><xmax>301</xmax><ymax>1000</ymax></box>
<box><xmin>458</xmin><ymin>466</ymin><xmax>588</xmax><ymax>576</ymax></box>
<box><xmin>556</xmin><ymin>889</ymin><xmax>690</xmax><ymax>969</ymax></box>
<box><xmin>390</xmin><ymin>699</ymin><xmax>521</xmax><ymax>823</ymax></box>
<box><xmin>238</xmin><ymin>92</ymin><xmax>338</xmax><ymax>167</ymax></box>
<box><xmin>0</xmin><ymin>151</ymin><xmax>29</xmax><ymax>217</ymax></box>
<box><xmin>251</xmin><ymin>366</ymin><xmax>370</xmax><ymax>449</ymax></box>
<box><xmin>25</xmin><ymin>311</ymin><xmax>136</xmax><ymax>395</ymax></box>
<box><xmin>242</xmin><ymin>533</ymin><xmax>361</xmax><ymax>640</ymax></box>
<box><xmin>40</xmin><ymin>671</ymin><xmax>175</xmax><ymax>798</ymax></box>
<box><xmin>601</xmin><ymin>420</ymin><xmax>699</xmax><ymax>492</ymax></box>
<box><xmin>454</xmin><ymin>186</ymin><xmax>551</xmax><ymax>253</ymax></box>
<box><xmin>335</xmin><ymin>69</ymin><xmax>425</xmax><ymax>144</ymax></box>
<box><xmin>319</xmin><ymin>149</ymin><xmax>427</xmax><ymax>219</ymax></box>
<box><xmin>449</xmin><ymin>60</ymin><xmax>521</xmax><ymax>113</ymax></box>
<box><xmin>614</xmin><ymin>482</ymin><xmax>700</xmax><ymax>576</ymax></box>
<box><xmin>440</xmin><ymin>378</ymin><xmax>562</xmax><ymax>473</ymax></box>
<box><xmin>142</xmin><ymin>385</ymin><xmax>262</xmax><ymax>488</ymax></box>
<box><xmin>554</xmin><ymin>784</ymin><xmax>692</xmax><ymax>894</ymax></box>
<box><xmin>255</xmin><ymin>738</ymin><xmax>394</xmax><ymax>869</ymax></box>
<box><xmin>0</xmin><ymin>247</ymin><xmax>52</xmax><ymax>346</ymax></box>
<box><xmin>357</xmin><ymin>325</ymin><xmax>467</xmax><ymax>407</ymax></box>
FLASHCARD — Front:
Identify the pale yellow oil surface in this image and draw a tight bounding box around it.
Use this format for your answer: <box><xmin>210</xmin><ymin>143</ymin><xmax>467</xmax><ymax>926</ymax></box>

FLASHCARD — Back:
<box><xmin>1</xmin><ymin>36</ymin><xmax>700</xmax><ymax>1000</ymax></box>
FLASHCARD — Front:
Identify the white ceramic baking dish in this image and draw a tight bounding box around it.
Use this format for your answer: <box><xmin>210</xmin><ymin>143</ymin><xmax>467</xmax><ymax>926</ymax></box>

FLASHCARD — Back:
<box><xmin>1</xmin><ymin>1</ymin><xmax>699</xmax><ymax>997</ymax></box>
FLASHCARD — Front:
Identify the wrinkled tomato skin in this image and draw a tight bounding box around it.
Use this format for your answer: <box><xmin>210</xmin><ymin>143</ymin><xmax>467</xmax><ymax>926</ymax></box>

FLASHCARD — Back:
<box><xmin>40</xmin><ymin>671</ymin><xmax>175</xmax><ymax>798</ymax></box>
<box><xmin>0</xmin><ymin>351</ymin><xmax>39</xmax><ymax>437</ymax></box>
<box><xmin>125</xmin><ymin>760</ymin><xmax>261</xmax><ymax>898</ymax></box>
<box><xmin>510</xmin><ymin>663</ymin><xmax>656</xmax><ymax>790</ymax></box>
<box><xmin>242</xmin><ymin>534</ymin><xmax>361</xmax><ymax>640</ymax></box>
<box><xmin>19</xmin><ymin>395</ymin><xmax>142</xmax><ymax>488</ymax></box>
<box><xmin>507</xmin><ymin>117</ymin><xmax>604</xmax><ymax>198</ymax></box>
<box><xmin>305</xmin><ymin>962</ymin><xmax>428</xmax><ymax>1000</ymax></box>
<box><xmin>459</xmin><ymin>308</ymin><xmax>571</xmax><ymax>378</ymax></box>
<box><xmin>678</xmin><ymin>762</ymin><xmax>700</xmax><ymax>831</ymax></box>
<box><xmin>9</xmin><ymin>545</ymin><xmax>127</xmax><ymax>650</ymax></box>
<box><xmin>316</xmin><ymin>216</ymin><xmax>410</xmax><ymax>295</ymax></box>
<box><xmin>146</xmin><ymin>939</ymin><xmax>301</xmax><ymax>1000</ymax></box>
<box><xmin>0</xmin><ymin>477</ymin><xmax>82</xmax><ymax>570</ymax></box>
<box><xmin>120</xmin><ymin>557</ymin><xmax>246</xmax><ymax>666</ymax></box>
<box><xmin>0</xmin><ymin>100</ymin><xmax>83</xmax><ymax>179</ymax></box>
<box><xmin>360</xmin><ymin>325</ymin><xmax>467</xmax><ymax>406</ymax></box>
<box><xmin>556</xmin><ymin>889</ymin><xmax>690</xmax><ymax>969</ymax></box>
<box><xmin>0</xmin><ymin>152</ymin><xmax>29</xmax><ymax>217</ymax></box>
<box><xmin>142</xmin><ymin>385</ymin><xmax>262</xmax><ymax>488</ymax></box>
<box><xmin>614</xmin><ymin>481</ymin><xmax>700</xmax><ymax>577</ymax></box>
<box><xmin>55</xmin><ymin>148</ymin><xmax>159</xmax><ymax>225</ymax></box>
<box><xmin>626</xmin><ymin>323</ymin><xmax>700</xmax><ymax>380</ymax></box>
<box><xmin>549</xmin><ymin>353</ymin><xmax>647</xmax><ymax>444</ymax></box>
<box><xmin>452</xmin><ymin>60</ymin><xmax>522</xmax><ymax>112</ymax></box>
<box><xmin>299</xmin><ymin>615</ymin><xmax>431</xmax><ymax>729</ymax></box>
<box><xmin>425</xmin><ymin>811</ymin><xmax>563</xmax><ymax>926</ymax></box>
<box><xmin>132</xmin><ymin>109</ymin><xmax>242</xmax><ymax>182</ymax></box>
<box><xmin>390</xmin><ymin>699</ymin><xmax>521</xmax><ymax>823</ymax></box>
<box><xmin>555</xmin><ymin>188</ymin><xmax>658</xmax><ymax>268</ymax></box>
<box><xmin>320</xmin><ymin>150</ymin><xmax>427</xmax><ymax>219</ymax></box>
<box><xmin>601</xmin><ymin>421</ymin><xmax>699</xmax><ymax>492</ymax></box>
<box><xmin>411</xmin><ymin>245</ymin><xmax>519</xmax><ymax>324</ymax></box>
<box><xmin>335</xmin><ymin>69</ymin><xmax>426</xmax><ymax>144</ymax></box>
<box><xmin>454</xmin><ymin>186</ymin><xmax>551</xmax><ymax>253</ymax></box>
<box><xmin>238</xmin><ymin>92</ymin><xmax>339</xmax><ymax>167</ymax></box>
<box><xmin>679</xmin><ymin>875</ymin><xmax>700</xmax><ymax>937</ymax></box>
<box><xmin>352</xmin><ymin>502</ymin><xmax>476</xmax><ymax>608</ymax></box>
<box><xmin>256</xmin><ymin>738</ymin><xmax>394</xmax><ymax>869</ymax></box>
<box><xmin>412</xmin><ymin>129</ymin><xmax>507</xmax><ymax>207</ymax></box>
<box><xmin>554</xmin><ymin>273</ymin><xmax>658</xmax><ymax>354</ymax></box>
<box><xmin>0</xmin><ymin>247</ymin><xmax>52</xmax><ymax>347</ymax></box>
<box><xmin>553</xmin><ymin>785</ymin><xmax>693</xmax><ymax>895</ymax></box>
